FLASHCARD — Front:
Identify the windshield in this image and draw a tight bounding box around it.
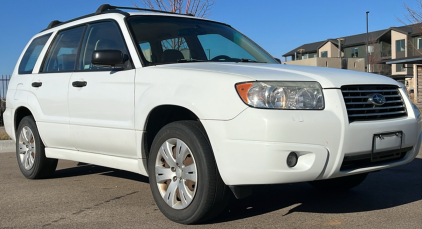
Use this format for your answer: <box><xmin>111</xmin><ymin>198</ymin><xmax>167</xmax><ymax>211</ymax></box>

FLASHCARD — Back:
<box><xmin>127</xmin><ymin>16</ymin><xmax>277</xmax><ymax>65</ymax></box>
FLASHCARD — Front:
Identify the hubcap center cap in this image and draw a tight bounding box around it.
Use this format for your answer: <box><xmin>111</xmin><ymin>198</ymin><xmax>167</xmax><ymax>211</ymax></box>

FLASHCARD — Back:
<box><xmin>176</xmin><ymin>168</ymin><xmax>182</xmax><ymax>178</ymax></box>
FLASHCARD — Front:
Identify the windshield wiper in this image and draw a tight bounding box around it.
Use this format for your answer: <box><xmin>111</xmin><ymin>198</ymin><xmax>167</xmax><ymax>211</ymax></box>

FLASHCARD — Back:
<box><xmin>177</xmin><ymin>59</ymin><xmax>207</xmax><ymax>63</ymax></box>
<box><xmin>239</xmin><ymin>58</ymin><xmax>266</xmax><ymax>63</ymax></box>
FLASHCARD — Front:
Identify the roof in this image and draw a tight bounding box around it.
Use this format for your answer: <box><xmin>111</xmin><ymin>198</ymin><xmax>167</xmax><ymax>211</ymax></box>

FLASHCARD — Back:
<box><xmin>384</xmin><ymin>56</ymin><xmax>422</xmax><ymax>65</ymax></box>
<box><xmin>283</xmin><ymin>23</ymin><xmax>422</xmax><ymax>57</ymax></box>
<box><xmin>283</xmin><ymin>40</ymin><xmax>326</xmax><ymax>57</ymax></box>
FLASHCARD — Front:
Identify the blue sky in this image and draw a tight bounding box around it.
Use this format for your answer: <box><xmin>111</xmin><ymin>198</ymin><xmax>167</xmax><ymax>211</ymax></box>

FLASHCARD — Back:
<box><xmin>0</xmin><ymin>0</ymin><xmax>416</xmax><ymax>75</ymax></box>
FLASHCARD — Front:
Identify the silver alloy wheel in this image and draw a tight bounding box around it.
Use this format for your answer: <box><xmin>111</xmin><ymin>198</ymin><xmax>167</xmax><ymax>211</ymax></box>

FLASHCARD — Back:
<box><xmin>18</xmin><ymin>126</ymin><xmax>36</xmax><ymax>170</ymax></box>
<box><xmin>155</xmin><ymin>138</ymin><xmax>198</xmax><ymax>210</ymax></box>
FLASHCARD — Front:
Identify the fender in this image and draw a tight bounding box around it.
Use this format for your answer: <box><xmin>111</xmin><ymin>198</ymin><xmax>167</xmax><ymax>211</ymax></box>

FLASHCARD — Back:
<box><xmin>134</xmin><ymin>67</ymin><xmax>251</xmax><ymax>131</ymax></box>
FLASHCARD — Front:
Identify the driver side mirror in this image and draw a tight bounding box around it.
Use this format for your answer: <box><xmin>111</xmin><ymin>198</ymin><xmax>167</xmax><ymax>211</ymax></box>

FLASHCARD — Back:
<box><xmin>91</xmin><ymin>50</ymin><xmax>129</xmax><ymax>67</ymax></box>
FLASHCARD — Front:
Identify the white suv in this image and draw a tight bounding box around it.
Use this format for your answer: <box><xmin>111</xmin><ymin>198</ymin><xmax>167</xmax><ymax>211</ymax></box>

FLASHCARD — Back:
<box><xmin>4</xmin><ymin>4</ymin><xmax>422</xmax><ymax>224</ymax></box>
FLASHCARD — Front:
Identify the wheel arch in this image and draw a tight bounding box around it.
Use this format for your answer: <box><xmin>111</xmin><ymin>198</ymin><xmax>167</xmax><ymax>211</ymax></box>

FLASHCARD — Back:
<box><xmin>142</xmin><ymin>105</ymin><xmax>209</xmax><ymax>162</ymax></box>
<box><xmin>14</xmin><ymin>106</ymin><xmax>34</xmax><ymax>132</ymax></box>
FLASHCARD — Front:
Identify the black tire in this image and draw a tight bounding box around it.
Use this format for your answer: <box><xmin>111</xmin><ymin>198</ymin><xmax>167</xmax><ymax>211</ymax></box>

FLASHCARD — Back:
<box><xmin>308</xmin><ymin>173</ymin><xmax>368</xmax><ymax>192</ymax></box>
<box><xmin>16</xmin><ymin>116</ymin><xmax>58</xmax><ymax>179</ymax></box>
<box><xmin>148</xmin><ymin>121</ymin><xmax>229</xmax><ymax>224</ymax></box>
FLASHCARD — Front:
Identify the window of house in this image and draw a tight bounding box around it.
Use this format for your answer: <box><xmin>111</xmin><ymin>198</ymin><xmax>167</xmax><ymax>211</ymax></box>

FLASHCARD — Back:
<box><xmin>320</xmin><ymin>51</ymin><xmax>328</xmax><ymax>58</ymax></box>
<box><xmin>78</xmin><ymin>21</ymin><xmax>130</xmax><ymax>71</ymax></box>
<box><xmin>43</xmin><ymin>27</ymin><xmax>85</xmax><ymax>72</ymax></box>
<box><xmin>351</xmin><ymin>48</ymin><xmax>359</xmax><ymax>58</ymax></box>
<box><xmin>309</xmin><ymin>53</ymin><xmax>317</xmax><ymax>58</ymax></box>
<box><xmin>18</xmin><ymin>33</ymin><xmax>51</xmax><ymax>74</ymax></box>
<box><xmin>396</xmin><ymin>64</ymin><xmax>405</xmax><ymax>72</ymax></box>
<box><xmin>368</xmin><ymin>45</ymin><xmax>374</xmax><ymax>54</ymax></box>
<box><xmin>417</xmin><ymin>38</ymin><xmax>422</xmax><ymax>50</ymax></box>
<box><xmin>396</xmin><ymin>39</ymin><xmax>405</xmax><ymax>52</ymax></box>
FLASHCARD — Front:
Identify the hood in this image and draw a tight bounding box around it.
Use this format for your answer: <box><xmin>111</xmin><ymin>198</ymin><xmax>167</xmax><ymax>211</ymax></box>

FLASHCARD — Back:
<box><xmin>155</xmin><ymin>62</ymin><xmax>401</xmax><ymax>88</ymax></box>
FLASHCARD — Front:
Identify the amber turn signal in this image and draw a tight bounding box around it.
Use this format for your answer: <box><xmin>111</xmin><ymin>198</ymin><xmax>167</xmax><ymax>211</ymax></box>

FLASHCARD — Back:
<box><xmin>236</xmin><ymin>83</ymin><xmax>253</xmax><ymax>104</ymax></box>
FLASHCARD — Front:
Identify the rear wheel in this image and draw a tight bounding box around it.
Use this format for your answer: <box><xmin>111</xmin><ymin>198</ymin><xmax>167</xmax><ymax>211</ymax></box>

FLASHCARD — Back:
<box><xmin>16</xmin><ymin>116</ymin><xmax>58</xmax><ymax>179</ymax></box>
<box><xmin>308</xmin><ymin>173</ymin><xmax>368</xmax><ymax>192</ymax></box>
<box><xmin>148</xmin><ymin>121</ymin><xmax>229</xmax><ymax>224</ymax></box>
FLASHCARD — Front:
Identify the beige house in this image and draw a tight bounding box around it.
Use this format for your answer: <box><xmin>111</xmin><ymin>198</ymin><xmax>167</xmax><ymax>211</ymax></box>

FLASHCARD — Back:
<box><xmin>282</xmin><ymin>24</ymin><xmax>422</xmax><ymax>105</ymax></box>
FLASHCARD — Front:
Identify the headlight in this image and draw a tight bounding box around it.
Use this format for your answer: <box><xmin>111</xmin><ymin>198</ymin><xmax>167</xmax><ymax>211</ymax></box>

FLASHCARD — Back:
<box><xmin>411</xmin><ymin>103</ymin><xmax>421</xmax><ymax>119</ymax></box>
<box><xmin>236</xmin><ymin>81</ymin><xmax>324</xmax><ymax>110</ymax></box>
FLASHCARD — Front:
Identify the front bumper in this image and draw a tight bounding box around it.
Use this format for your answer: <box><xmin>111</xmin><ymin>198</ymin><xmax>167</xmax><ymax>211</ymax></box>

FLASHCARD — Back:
<box><xmin>202</xmin><ymin>89</ymin><xmax>422</xmax><ymax>186</ymax></box>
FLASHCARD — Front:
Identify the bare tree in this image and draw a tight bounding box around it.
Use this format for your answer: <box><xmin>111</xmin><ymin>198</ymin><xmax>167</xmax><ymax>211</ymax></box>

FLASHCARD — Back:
<box><xmin>135</xmin><ymin>0</ymin><xmax>215</xmax><ymax>53</ymax></box>
<box><xmin>136</xmin><ymin>0</ymin><xmax>215</xmax><ymax>18</ymax></box>
<box><xmin>402</xmin><ymin>0</ymin><xmax>422</xmax><ymax>32</ymax></box>
<box><xmin>400</xmin><ymin>0</ymin><xmax>422</xmax><ymax>56</ymax></box>
<box><xmin>367</xmin><ymin>34</ymin><xmax>385</xmax><ymax>74</ymax></box>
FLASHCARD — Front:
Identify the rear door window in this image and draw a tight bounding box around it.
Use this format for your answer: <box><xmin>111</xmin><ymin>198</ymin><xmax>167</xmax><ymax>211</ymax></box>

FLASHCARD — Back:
<box><xmin>42</xmin><ymin>26</ymin><xmax>85</xmax><ymax>72</ymax></box>
<box><xmin>18</xmin><ymin>33</ymin><xmax>52</xmax><ymax>74</ymax></box>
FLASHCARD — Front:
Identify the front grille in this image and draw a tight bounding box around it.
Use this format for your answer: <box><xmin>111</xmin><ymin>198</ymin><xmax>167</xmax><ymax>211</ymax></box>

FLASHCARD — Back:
<box><xmin>341</xmin><ymin>85</ymin><xmax>407</xmax><ymax>122</ymax></box>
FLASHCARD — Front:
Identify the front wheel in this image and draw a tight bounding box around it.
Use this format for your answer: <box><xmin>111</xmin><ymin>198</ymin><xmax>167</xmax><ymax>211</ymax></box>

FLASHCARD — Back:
<box><xmin>148</xmin><ymin>121</ymin><xmax>229</xmax><ymax>224</ymax></box>
<box><xmin>16</xmin><ymin>116</ymin><xmax>58</xmax><ymax>179</ymax></box>
<box><xmin>308</xmin><ymin>173</ymin><xmax>368</xmax><ymax>192</ymax></box>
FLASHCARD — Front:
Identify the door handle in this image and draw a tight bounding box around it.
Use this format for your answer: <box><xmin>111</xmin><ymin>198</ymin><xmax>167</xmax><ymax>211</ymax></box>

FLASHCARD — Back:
<box><xmin>31</xmin><ymin>82</ymin><xmax>42</xmax><ymax>88</ymax></box>
<box><xmin>72</xmin><ymin>81</ymin><xmax>87</xmax><ymax>87</ymax></box>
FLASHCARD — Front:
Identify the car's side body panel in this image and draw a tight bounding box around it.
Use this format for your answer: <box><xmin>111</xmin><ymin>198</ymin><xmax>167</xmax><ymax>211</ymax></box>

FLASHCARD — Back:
<box><xmin>44</xmin><ymin>147</ymin><xmax>144</xmax><ymax>174</ymax></box>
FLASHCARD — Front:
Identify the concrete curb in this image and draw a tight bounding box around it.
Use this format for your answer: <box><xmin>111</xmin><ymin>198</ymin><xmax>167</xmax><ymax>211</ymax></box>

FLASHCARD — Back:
<box><xmin>0</xmin><ymin>140</ymin><xmax>15</xmax><ymax>153</ymax></box>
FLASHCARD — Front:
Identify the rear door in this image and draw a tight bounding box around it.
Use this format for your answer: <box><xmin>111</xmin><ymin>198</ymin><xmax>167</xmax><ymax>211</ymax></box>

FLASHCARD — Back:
<box><xmin>32</xmin><ymin>26</ymin><xmax>85</xmax><ymax>149</ymax></box>
<box><xmin>68</xmin><ymin>21</ymin><xmax>136</xmax><ymax>158</ymax></box>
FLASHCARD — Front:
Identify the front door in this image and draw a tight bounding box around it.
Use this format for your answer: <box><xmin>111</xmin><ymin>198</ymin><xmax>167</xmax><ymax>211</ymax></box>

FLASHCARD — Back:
<box><xmin>68</xmin><ymin>21</ymin><xmax>136</xmax><ymax>158</ymax></box>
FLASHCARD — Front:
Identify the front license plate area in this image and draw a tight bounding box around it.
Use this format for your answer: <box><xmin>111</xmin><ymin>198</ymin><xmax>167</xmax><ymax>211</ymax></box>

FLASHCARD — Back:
<box><xmin>372</xmin><ymin>132</ymin><xmax>403</xmax><ymax>162</ymax></box>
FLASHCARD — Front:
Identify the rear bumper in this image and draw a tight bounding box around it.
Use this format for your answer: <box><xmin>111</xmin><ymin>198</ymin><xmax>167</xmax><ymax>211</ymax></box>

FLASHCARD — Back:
<box><xmin>3</xmin><ymin>108</ymin><xmax>15</xmax><ymax>141</ymax></box>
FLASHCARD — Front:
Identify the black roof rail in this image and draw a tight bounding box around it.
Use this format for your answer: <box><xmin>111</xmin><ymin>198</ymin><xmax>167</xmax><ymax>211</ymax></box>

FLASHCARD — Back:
<box><xmin>42</xmin><ymin>4</ymin><xmax>195</xmax><ymax>32</ymax></box>
<box><xmin>46</xmin><ymin>20</ymin><xmax>62</xmax><ymax>30</ymax></box>
<box><xmin>95</xmin><ymin>4</ymin><xmax>195</xmax><ymax>16</ymax></box>
<box><xmin>41</xmin><ymin>13</ymin><xmax>95</xmax><ymax>32</ymax></box>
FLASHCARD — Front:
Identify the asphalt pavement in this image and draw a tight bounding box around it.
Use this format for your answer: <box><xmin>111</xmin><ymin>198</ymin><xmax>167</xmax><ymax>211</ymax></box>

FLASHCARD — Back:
<box><xmin>0</xmin><ymin>145</ymin><xmax>421</xmax><ymax>228</ymax></box>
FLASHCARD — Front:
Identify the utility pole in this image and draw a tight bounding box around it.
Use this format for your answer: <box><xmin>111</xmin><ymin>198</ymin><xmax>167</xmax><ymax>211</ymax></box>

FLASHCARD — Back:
<box><xmin>366</xmin><ymin>11</ymin><xmax>370</xmax><ymax>72</ymax></box>
<box><xmin>337</xmin><ymin>38</ymin><xmax>344</xmax><ymax>58</ymax></box>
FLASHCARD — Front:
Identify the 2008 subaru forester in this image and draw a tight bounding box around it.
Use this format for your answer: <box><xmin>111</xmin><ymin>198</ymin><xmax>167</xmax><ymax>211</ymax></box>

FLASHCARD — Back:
<box><xmin>4</xmin><ymin>4</ymin><xmax>422</xmax><ymax>224</ymax></box>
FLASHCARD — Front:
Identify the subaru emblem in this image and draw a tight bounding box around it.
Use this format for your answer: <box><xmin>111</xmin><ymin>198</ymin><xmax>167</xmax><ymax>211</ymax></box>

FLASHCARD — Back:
<box><xmin>368</xmin><ymin>93</ymin><xmax>386</xmax><ymax>106</ymax></box>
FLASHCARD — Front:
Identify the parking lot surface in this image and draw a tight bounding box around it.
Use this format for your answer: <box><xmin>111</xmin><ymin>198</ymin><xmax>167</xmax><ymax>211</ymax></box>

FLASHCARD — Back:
<box><xmin>0</xmin><ymin>148</ymin><xmax>421</xmax><ymax>228</ymax></box>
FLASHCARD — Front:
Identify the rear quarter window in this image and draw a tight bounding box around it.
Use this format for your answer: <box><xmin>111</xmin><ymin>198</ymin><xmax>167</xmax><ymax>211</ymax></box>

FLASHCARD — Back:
<box><xmin>18</xmin><ymin>33</ymin><xmax>52</xmax><ymax>74</ymax></box>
